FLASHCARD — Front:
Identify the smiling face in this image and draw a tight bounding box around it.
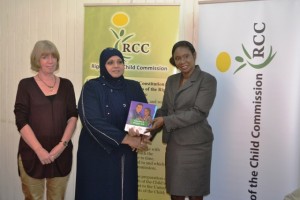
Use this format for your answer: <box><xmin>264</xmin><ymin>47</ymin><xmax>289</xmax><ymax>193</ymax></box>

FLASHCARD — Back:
<box><xmin>31</xmin><ymin>40</ymin><xmax>60</xmax><ymax>72</ymax></box>
<box><xmin>39</xmin><ymin>53</ymin><xmax>58</xmax><ymax>74</ymax></box>
<box><xmin>144</xmin><ymin>108</ymin><xmax>151</xmax><ymax>116</ymax></box>
<box><xmin>105</xmin><ymin>55</ymin><xmax>125</xmax><ymax>78</ymax></box>
<box><xmin>173</xmin><ymin>46</ymin><xmax>196</xmax><ymax>76</ymax></box>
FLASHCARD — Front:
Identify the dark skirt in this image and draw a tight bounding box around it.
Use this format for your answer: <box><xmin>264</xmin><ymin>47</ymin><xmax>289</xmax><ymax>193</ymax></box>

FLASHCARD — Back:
<box><xmin>165</xmin><ymin>139</ymin><xmax>212</xmax><ymax>196</ymax></box>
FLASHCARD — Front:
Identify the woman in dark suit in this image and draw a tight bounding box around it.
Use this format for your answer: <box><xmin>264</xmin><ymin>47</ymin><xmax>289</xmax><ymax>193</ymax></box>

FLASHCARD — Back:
<box><xmin>149</xmin><ymin>41</ymin><xmax>217</xmax><ymax>200</ymax></box>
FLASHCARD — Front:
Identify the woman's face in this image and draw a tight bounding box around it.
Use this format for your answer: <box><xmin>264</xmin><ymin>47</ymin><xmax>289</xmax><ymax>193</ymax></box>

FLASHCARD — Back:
<box><xmin>39</xmin><ymin>54</ymin><xmax>57</xmax><ymax>74</ymax></box>
<box><xmin>144</xmin><ymin>109</ymin><xmax>150</xmax><ymax>116</ymax></box>
<box><xmin>173</xmin><ymin>46</ymin><xmax>196</xmax><ymax>75</ymax></box>
<box><xmin>105</xmin><ymin>56</ymin><xmax>125</xmax><ymax>78</ymax></box>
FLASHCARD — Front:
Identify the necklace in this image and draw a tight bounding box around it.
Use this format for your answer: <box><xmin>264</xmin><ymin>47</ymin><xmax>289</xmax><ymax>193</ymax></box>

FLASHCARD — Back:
<box><xmin>37</xmin><ymin>74</ymin><xmax>56</xmax><ymax>92</ymax></box>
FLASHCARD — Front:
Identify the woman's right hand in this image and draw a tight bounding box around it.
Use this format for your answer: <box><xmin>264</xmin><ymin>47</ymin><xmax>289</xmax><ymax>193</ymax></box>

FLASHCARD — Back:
<box><xmin>146</xmin><ymin>117</ymin><xmax>164</xmax><ymax>139</ymax></box>
<box><xmin>122</xmin><ymin>134</ymin><xmax>148</xmax><ymax>152</ymax></box>
<box><xmin>128</xmin><ymin>127</ymin><xmax>141</xmax><ymax>137</ymax></box>
<box><xmin>151</xmin><ymin>117</ymin><xmax>164</xmax><ymax>130</ymax></box>
<box><xmin>34</xmin><ymin>147</ymin><xmax>52</xmax><ymax>165</ymax></box>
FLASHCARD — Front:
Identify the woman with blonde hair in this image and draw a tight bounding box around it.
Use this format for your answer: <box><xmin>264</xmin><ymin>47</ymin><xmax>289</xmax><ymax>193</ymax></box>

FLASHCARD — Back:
<box><xmin>14</xmin><ymin>40</ymin><xmax>78</xmax><ymax>199</ymax></box>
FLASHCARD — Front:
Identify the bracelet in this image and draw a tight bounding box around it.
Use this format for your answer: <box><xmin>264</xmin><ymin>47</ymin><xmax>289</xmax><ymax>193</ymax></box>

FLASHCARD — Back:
<box><xmin>60</xmin><ymin>140</ymin><xmax>68</xmax><ymax>147</ymax></box>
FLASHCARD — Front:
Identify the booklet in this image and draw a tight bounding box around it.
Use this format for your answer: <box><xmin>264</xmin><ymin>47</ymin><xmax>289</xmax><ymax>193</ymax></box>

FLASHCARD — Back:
<box><xmin>124</xmin><ymin>101</ymin><xmax>157</xmax><ymax>136</ymax></box>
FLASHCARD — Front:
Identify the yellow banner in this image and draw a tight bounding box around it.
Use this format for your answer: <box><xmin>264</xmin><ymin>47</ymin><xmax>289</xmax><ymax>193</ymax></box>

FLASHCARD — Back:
<box><xmin>83</xmin><ymin>5</ymin><xmax>179</xmax><ymax>200</ymax></box>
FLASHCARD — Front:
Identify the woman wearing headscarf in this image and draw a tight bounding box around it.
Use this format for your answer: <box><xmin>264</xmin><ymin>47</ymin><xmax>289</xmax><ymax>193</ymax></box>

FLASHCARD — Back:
<box><xmin>75</xmin><ymin>48</ymin><xmax>149</xmax><ymax>200</ymax></box>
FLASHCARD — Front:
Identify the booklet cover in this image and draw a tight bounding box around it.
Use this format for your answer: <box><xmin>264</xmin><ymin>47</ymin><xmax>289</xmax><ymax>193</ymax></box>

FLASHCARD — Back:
<box><xmin>124</xmin><ymin>101</ymin><xmax>157</xmax><ymax>136</ymax></box>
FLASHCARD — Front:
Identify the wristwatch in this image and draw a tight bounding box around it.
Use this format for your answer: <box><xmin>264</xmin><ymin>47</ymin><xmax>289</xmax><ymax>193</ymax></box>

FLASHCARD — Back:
<box><xmin>60</xmin><ymin>140</ymin><xmax>68</xmax><ymax>147</ymax></box>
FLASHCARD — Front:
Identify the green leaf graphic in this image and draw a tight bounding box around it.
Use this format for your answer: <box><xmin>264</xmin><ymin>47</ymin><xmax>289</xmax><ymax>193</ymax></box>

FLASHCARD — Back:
<box><xmin>114</xmin><ymin>40</ymin><xmax>120</xmax><ymax>49</ymax></box>
<box><xmin>120</xmin><ymin>29</ymin><xmax>125</xmax><ymax>37</ymax></box>
<box><xmin>234</xmin><ymin>63</ymin><xmax>247</xmax><ymax>74</ymax></box>
<box><xmin>122</xmin><ymin>34</ymin><xmax>134</xmax><ymax>43</ymax></box>
<box><xmin>110</xmin><ymin>28</ymin><xmax>119</xmax><ymax>39</ymax></box>
<box><xmin>235</xmin><ymin>56</ymin><xmax>244</xmax><ymax>63</ymax></box>
<box><xmin>247</xmin><ymin>46</ymin><xmax>277</xmax><ymax>69</ymax></box>
<box><xmin>242</xmin><ymin>44</ymin><xmax>251</xmax><ymax>59</ymax></box>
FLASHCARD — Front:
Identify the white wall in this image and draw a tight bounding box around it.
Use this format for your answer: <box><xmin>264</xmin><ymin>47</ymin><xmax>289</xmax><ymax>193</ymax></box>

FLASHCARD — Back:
<box><xmin>0</xmin><ymin>0</ymin><xmax>201</xmax><ymax>199</ymax></box>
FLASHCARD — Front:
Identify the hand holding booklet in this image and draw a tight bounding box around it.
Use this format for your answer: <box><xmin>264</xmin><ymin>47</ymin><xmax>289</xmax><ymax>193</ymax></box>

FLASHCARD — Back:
<box><xmin>124</xmin><ymin>101</ymin><xmax>157</xmax><ymax>136</ymax></box>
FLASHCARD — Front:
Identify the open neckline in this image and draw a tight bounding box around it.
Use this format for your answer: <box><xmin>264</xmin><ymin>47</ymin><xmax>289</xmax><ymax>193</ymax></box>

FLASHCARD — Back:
<box><xmin>32</xmin><ymin>76</ymin><xmax>61</xmax><ymax>97</ymax></box>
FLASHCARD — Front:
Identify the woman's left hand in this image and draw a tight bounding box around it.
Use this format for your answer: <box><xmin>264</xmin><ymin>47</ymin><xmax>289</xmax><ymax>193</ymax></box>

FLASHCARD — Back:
<box><xmin>128</xmin><ymin>127</ymin><xmax>141</xmax><ymax>137</ymax></box>
<box><xmin>49</xmin><ymin>142</ymin><xmax>65</xmax><ymax>162</ymax></box>
<box><xmin>133</xmin><ymin>135</ymin><xmax>152</xmax><ymax>152</ymax></box>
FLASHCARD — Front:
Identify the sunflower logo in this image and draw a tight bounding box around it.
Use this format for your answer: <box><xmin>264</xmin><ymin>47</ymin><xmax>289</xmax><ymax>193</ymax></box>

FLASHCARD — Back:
<box><xmin>112</xmin><ymin>12</ymin><xmax>128</xmax><ymax>27</ymax></box>
<box><xmin>216</xmin><ymin>44</ymin><xmax>277</xmax><ymax>74</ymax></box>
<box><xmin>110</xmin><ymin>12</ymin><xmax>135</xmax><ymax>60</ymax></box>
<box><xmin>216</xmin><ymin>52</ymin><xmax>231</xmax><ymax>73</ymax></box>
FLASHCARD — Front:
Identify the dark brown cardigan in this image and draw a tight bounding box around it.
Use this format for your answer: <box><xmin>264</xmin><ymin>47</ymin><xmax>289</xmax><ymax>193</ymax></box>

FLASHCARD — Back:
<box><xmin>14</xmin><ymin>77</ymin><xmax>77</xmax><ymax>178</ymax></box>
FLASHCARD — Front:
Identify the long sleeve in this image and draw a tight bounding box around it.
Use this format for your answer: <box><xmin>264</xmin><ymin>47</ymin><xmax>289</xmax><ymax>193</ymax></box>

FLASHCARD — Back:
<box><xmin>78</xmin><ymin>80</ymin><xmax>126</xmax><ymax>153</ymax></box>
<box><xmin>65</xmin><ymin>80</ymin><xmax>78</xmax><ymax>120</ymax></box>
<box><xmin>14</xmin><ymin>77</ymin><xmax>76</xmax><ymax>178</ymax></box>
<box><xmin>163</xmin><ymin>73</ymin><xmax>217</xmax><ymax>132</ymax></box>
<box><xmin>14</xmin><ymin>79</ymin><xmax>30</xmax><ymax>131</ymax></box>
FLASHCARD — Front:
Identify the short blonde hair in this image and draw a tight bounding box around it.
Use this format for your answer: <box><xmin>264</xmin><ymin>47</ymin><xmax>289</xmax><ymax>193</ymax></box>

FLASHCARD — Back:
<box><xmin>30</xmin><ymin>40</ymin><xmax>60</xmax><ymax>72</ymax></box>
